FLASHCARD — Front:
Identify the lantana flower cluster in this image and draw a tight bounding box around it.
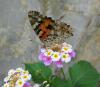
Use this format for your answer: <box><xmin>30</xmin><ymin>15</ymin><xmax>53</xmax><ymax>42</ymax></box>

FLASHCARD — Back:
<box><xmin>2</xmin><ymin>68</ymin><xmax>32</xmax><ymax>87</ymax></box>
<box><xmin>39</xmin><ymin>42</ymin><xmax>76</xmax><ymax>68</ymax></box>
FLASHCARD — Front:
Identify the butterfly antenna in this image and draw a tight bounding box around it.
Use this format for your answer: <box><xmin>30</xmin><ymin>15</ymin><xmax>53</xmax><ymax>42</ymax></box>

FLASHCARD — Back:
<box><xmin>57</xmin><ymin>14</ymin><xmax>66</xmax><ymax>21</ymax></box>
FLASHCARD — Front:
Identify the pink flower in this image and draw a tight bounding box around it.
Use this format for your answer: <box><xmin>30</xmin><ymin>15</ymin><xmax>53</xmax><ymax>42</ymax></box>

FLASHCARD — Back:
<box><xmin>39</xmin><ymin>53</ymin><xmax>47</xmax><ymax>61</ymax></box>
<box><xmin>23</xmin><ymin>82</ymin><xmax>32</xmax><ymax>87</ymax></box>
<box><xmin>54</xmin><ymin>60</ymin><xmax>63</xmax><ymax>68</ymax></box>
<box><xmin>38</xmin><ymin>43</ymin><xmax>76</xmax><ymax>68</ymax></box>
<box><xmin>39</xmin><ymin>52</ymin><xmax>52</xmax><ymax>66</ymax></box>
<box><xmin>69</xmin><ymin>51</ymin><xmax>76</xmax><ymax>58</ymax></box>
<box><xmin>43</xmin><ymin>57</ymin><xmax>52</xmax><ymax>66</ymax></box>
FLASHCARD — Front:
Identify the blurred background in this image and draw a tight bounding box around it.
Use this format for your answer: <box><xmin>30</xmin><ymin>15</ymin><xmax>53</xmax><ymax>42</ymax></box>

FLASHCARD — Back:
<box><xmin>0</xmin><ymin>0</ymin><xmax>100</xmax><ymax>84</ymax></box>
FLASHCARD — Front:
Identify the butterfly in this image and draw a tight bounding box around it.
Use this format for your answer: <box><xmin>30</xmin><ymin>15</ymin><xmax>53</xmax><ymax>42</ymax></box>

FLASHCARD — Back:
<box><xmin>28</xmin><ymin>11</ymin><xmax>73</xmax><ymax>47</ymax></box>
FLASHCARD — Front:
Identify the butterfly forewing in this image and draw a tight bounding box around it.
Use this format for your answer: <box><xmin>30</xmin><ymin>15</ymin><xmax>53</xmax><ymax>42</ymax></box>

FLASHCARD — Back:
<box><xmin>28</xmin><ymin>10</ymin><xmax>73</xmax><ymax>47</ymax></box>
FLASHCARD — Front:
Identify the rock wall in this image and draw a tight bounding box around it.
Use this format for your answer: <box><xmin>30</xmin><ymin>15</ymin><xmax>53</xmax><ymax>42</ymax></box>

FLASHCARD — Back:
<box><xmin>0</xmin><ymin>0</ymin><xmax>100</xmax><ymax>82</ymax></box>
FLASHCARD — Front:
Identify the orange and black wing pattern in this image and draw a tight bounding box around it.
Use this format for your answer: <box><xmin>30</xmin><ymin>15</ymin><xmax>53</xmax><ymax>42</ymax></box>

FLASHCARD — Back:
<box><xmin>28</xmin><ymin>11</ymin><xmax>73</xmax><ymax>47</ymax></box>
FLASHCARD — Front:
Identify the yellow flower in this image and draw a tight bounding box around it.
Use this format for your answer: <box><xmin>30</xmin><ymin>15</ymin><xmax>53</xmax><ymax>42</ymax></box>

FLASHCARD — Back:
<box><xmin>44</xmin><ymin>49</ymin><xmax>53</xmax><ymax>57</ymax></box>
<box><xmin>62</xmin><ymin>46</ymin><xmax>72</xmax><ymax>53</ymax></box>
<box><xmin>16</xmin><ymin>68</ymin><xmax>24</xmax><ymax>73</ymax></box>
<box><xmin>23</xmin><ymin>70</ymin><xmax>29</xmax><ymax>75</ymax></box>
<box><xmin>16</xmin><ymin>79</ymin><xmax>25</xmax><ymax>87</ymax></box>
<box><xmin>21</xmin><ymin>74</ymin><xmax>31</xmax><ymax>81</ymax></box>
<box><xmin>61</xmin><ymin>53</ymin><xmax>71</xmax><ymax>63</ymax></box>
<box><xmin>62</xmin><ymin>47</ymin><xmax>69</xmax><ymax>51</ymax></box>
<box><xmin>51</xmin><ymin>52</ymin><xmax>60</xmax><ymax>61</ymax></box>
<box><xmin>62</xmin><ymin>43</ymin><xmax>72</xmax><ymax>53</ymax></box>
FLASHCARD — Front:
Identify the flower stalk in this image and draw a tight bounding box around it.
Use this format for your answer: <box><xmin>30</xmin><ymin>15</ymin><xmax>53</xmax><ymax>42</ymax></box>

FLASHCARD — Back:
<box><xmin>61</xmin><ymin>68</ymin><xmax>66</xmax><ymax>80</ymax></box>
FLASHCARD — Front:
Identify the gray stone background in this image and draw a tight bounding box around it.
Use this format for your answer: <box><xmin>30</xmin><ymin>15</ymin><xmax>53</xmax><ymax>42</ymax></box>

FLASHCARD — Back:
<box><xmin>0</xmin><ymin>0</ymin><xmax>100</xmax><ymax>82</ymax></box>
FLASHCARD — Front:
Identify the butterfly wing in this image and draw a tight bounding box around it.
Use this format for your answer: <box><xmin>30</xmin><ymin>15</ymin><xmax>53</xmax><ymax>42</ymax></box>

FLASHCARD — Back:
<box><xmin>28</xmin><ymin>11</ymin><xmax>73</xmax><ymax>47</ymax></box>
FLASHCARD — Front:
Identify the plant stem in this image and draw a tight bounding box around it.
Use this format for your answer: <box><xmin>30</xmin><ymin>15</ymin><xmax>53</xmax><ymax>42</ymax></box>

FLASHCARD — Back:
<box><xmin>61</xmin><ymin>68</ymin><xmax>66</xmax><ymax>80</ymax></box>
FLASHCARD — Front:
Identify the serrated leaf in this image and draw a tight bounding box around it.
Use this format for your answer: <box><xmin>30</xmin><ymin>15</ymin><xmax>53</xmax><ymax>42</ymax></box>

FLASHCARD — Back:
<box><xmin>24</xmin><ymin>62</ymin><xmax>52</xmax><ymax>83</ymax></box>
<box><xmin>69</xmin><ymin>60</ymin><xmax>100</xmax><ymax>87</ymax></box>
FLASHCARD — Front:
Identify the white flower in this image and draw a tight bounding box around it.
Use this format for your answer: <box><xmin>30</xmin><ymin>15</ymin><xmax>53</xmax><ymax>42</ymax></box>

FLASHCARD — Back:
<box><xmin>3</xmin><ymin>83</ymin><xmax>9</xmax><ymax>87</ymax></box>
<box><xmin>61</xmin><ymin>46</ymin><xmax>72</xmax><ymax>53</ymax></box>
<box><xmin>15</xmin><ymin>78</ymin><xmax>25</xmax><ymax>87</ymax></box>
<box><xmin>40</xmin><ymin>48</ymin><xmax>46</xmax><ymax>53</ymax></box>
<box><xmin>62</xmin><ymin>43</ymin><xmax>72</xmax><ymax>53</ymax></box>
<box><xmin>44</xmin><ymin>49</ymin><xmax>53</xmax><ymax>57</ymax></box>
<box><xmin>21</xmin><ymin>74</ymin><xmax>31</xmax><ymax>81</ymax></box>
<box><xmin>62</xmin><ymin>42</ymin><xmax>67</xmax><ymax>46</ymax></box>
<box><xmin>61</xmin><ymin>53</ymin><xmax>71</xmax><ymax>63</ymax></box>
<box><xmin>51</xmin><ymin>52</ymin><xmax>61</xmax><ymax>61</ymax></box>
<box><xmin>22</xmin><ymin>70</ymin><xmax>29</xmax><ymax>75</ymax></box>
<box><xmin>8</xmin><ymin>69</ymin><xmax>15</xmax><ymax>76</ymax></box>
<box><xmin>66</xmin><ymin>44</ymin><xmax>72</xmax><ymax>48</ymax></box>
<box><xmin>3</xmin><ymin>68</ymin><xmax>32</xmax><ymax>87</ymax></box>
<box><xmin>4</xmin><ymin>76</ymin><xmax>10</xmax><ymax>82</ymax></box>
<box><xmin>62</xmin><ymin>43</ymin><xmax>72</xmax><ymax>48</ymax></box>
<box><xmin>16</xmin><ymin>68</ymin><xmax>24</xmax><ymax>73</ymax></box>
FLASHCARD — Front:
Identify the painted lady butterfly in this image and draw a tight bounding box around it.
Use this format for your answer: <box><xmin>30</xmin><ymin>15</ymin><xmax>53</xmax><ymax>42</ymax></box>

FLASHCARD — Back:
<box><xmin>28</xmin><ymin>11</ymin><xmax>73</xmax><ymax>47</ymax></box>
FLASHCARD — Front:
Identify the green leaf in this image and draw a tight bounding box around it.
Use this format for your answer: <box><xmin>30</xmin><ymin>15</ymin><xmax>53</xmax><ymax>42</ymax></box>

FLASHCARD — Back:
<box><xmin>24</xmin><ymin>62</ymin><xmax>52</xmax><ymax>83</ymax></box>
<box><xmin>69</xmin><ymin>60</ymin><xmax>100</xmax><ymax>87</ymax></box>
<box><xmin>51</xmin><ymin>77</ymin><xmax>73</xmax><ymax>87</ymax></box>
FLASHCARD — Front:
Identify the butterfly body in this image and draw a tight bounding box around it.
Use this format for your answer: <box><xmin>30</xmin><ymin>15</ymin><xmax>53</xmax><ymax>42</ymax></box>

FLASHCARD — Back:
<box><xmin>28</xmin><ymin>11</ymin><xmax>73</xmax><ymax>47</ymax></box>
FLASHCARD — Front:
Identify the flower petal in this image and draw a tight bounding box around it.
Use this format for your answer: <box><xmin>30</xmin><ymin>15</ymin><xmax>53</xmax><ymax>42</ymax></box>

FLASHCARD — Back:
<box><xmin>23</xmin><ymin>81</ymin><xmax>32</xmax><ymax>87</ymax></box>
<box><xmin>55</xmin><ymin>60</ymin><xmax>63</xmax><ymax>68</ymax></box>
<box><xmin>51</xmin><ymin>52</ymin><xmax>61</xmax><ymax>61</ymax></box>
<box><xmin>39</xmin><ymin>53</ymin><xmax>47</xmax><ymax>61</ymax></box>
<box><xmin>69</xmin><ymin>51</ymin><xmax>76</xmax><ymax>58</ymax></box>
<box><xmin>43</xmin><ymin>57</ymin><xmax>52</xmax><ymax>66</ymax></box>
